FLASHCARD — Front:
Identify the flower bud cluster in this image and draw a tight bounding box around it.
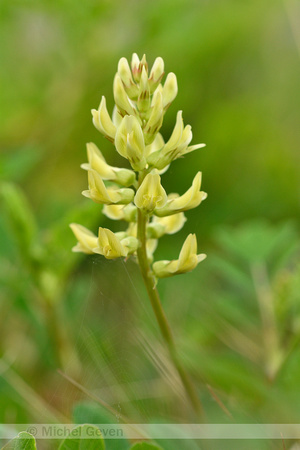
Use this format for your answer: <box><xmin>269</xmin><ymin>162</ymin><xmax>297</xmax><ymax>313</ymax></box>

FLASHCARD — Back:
<box><xmin>71</xmin><ymin>54</ymin><xmax>207</xmax><ymax>279</ymax></box>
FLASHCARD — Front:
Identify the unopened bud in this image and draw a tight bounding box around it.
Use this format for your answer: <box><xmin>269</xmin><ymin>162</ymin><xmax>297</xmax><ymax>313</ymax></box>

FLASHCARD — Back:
<box><xmin>143</xmin><ymin>89</ymin><xmax>164</xmax><ymax>145</ymax></box>
<box><xmin>120</xmin><ymin>236</ymin><xmax>139</xmax><ymax>255</ymax></box>
<box><xmin>147</xmin><ymin>222</ymin><xmax>165</xmax><ymax>239</ymax></box>
<box><xmin>131</xmin><ymin>53</ymin><xmax>141</xmax><ymax>82</ymax></box>
<box><xmin>91</xmin><ymin>96</ymin><xmax>116</xmax><ymax>142</ymax></box>
<box><xmin>162</xmin><ymin>73</ymin><xmax>178</xmax><ymax>109</ymax></box>
<box><xmin>149</xmin><ymin>57</ymin><xmax>165</xmax><ymax>93</ymax></box>
<box><xmin>137</xmin><ymin>66</ymin><xmax>150</xmax><ymax>115</ymax></box>
<box><xmin>123</xmin><ymin>203</ymin><xmax>137</xmax><ymax>222</ymax></box>
<box><xmin>131</xmin><ymin>53</ymin><xmax>148</xmax><ymax>83</ymax></box>
<box><xmin>113</xmin><ymin>74</ymin><xmax>137</xmax><ymax>117</ymax></box>
<box><xmin>115</xmin><ymin>115</ymin><xmax>147</xmax><ymax>171</ymax></box>
<box><xmin>118</xmin><ymin>57</ymin><xmax>139</xmax><ymax>99</ymax></box>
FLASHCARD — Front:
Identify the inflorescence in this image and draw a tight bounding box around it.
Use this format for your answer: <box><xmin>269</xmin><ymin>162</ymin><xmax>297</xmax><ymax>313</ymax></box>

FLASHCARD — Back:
<box><xmin>70</xmin><ymin>53</ymin><xmax>207</xmax><ymax>280</ymax></box>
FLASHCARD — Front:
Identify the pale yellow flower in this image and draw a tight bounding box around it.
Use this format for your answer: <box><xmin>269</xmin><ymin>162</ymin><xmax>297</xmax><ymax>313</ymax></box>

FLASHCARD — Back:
<box><xmin>152</xmin><ymin>234</ymin><xmax>206</xmax><ymax>278</ymax></box>
<box><xmin>112</xmin><ymin>105</ymin><xmax>123</xmax><ymax>128</ymax></box>
<box><xmin>93</xmin><ymin>227</ymin><xmax>138</xmax><ymax>259</ymax></box>
<box><xmin>162</xmin><ymin>72</ymin><xmax>178</xmax><ymax>109</ymax></box>
<box><xmin>103</xmin><ymin>203</ymin><xmax>137</xmax><ymax>222</ymax></box>
<box><xmin>91</xmin><ymin>96</ymin><xmax>116</xmax><ymax>142</ymax></box>
<box><xmin>147</xmin><ymin>238</ymin><xmax>158</xmax><ymax>263</ymax></box>
<box><xmin>134</xmin><ymin>171</ymin><xmax>167</xmax><ymax>212</ymax></box>
<box><xmin>102</xmin><ymin>204</ymin><xmax>125</xmax><ymax>220</ymax></box>
<box><xmin>69</xmin><ymin>224</ymin><xmax>98</xmax><ymax>254</ymax></box>
<box><xmin>143</xmin><ymin>88</ymin><xmax>164</xmax><ymax>145</ymax></box>
<box><xmin>131</xmin><ymin>53</ymin><xmax>148</xmax><ymax>83</ymax></box>
<box><xmin>82</xmin><ymin>170</ymin><xmax>134</xmax><ymax>205</ymax></box>
<box><xmin>154</xmin><ymin>172</ymin><xmax>207</xmax><ymax>217</ymax></box>
<box><xmin>118</xmin><ymin>57</ymin><xmax>139</xmax><ymax>99</ymax></box>
<box><xmin>137</xmin><ymin>66</ymin><xmax>151</xmax><ymax>115</ymax></box>
<box><xmin>147</xmin><ymin>111</ymin><xmax>205</xmax><ymax>169</ymax></box>
<box><xmin>149</xmin><ymin>57</ymin><xmax>164</xmax><ymax>93</ymax></box>
<box><xmin>153</xmin><ymin>212</ymin><xmax>187</xmax><ymax>234</ymax></box>
<box><xmin>145</xmin><ymin>132</ymin><xmax>164</xmax><ymax>158</ymax></box>
<box><xmin>115</xmin><ymin>115</ymin><xmax>147</xmax><ymax>171</ymax></box>
<box><xmin>113</xmin><ymin>74</ymin><xmax>137</xmax><ymax>117</ymax></box>
<box><xmin>81</xmin><ymin>143</ymin><xmax>136</xmax><ymax>187</ymax></box>
<box><xmin>94</xmin><ymin>227</ymin><xmax>127</xmax><ymax>259</ymax></box>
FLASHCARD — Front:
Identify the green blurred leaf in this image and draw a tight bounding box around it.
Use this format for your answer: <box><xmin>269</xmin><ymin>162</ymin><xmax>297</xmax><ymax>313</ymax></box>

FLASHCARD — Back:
<box><xmin>0</xmin><ymin>182</ymin><xmax>37</xmax><ymax>260</ymax></box>
<box><xmin>72</xmin><ymin>403</ymin><xmax>129</xmax><ymax>450</ymax></box>
<box><xmin>214</xmin><ymin>221</ymin><xmax>298</xmax><ymax>269</ymax></box>
<box><xmin>213</xmin><ymin>221</ymin><xmax>299</xmax><ymax>296</ymax></box>
<box><xmin>0</xmin><ymin>147</ymin><xmax>42</xmax><ymax>183</ymax></box>
<box><xmin>73</xmin><ymin>402</ymin><xmax>110</xmax><ymax>425</ymax></box>
<box><xmin>58</xmin><ymin>425</ymin><xmax>105</xmax><ymax>450</ymax></box>
<box><xmin>2</xmin><ymin>431</ymin><xmax>37</xmax><ymax>450</ymax></box>
<box><xmin>209</xmin><ymin>253</ymin><xmax>252</xmax><ymax>293</ymax></box>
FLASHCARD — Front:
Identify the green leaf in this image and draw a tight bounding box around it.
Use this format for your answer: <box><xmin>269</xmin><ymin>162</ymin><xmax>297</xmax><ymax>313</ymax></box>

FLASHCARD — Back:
<box><xmin>58</xmin><ymin>424</ymin><xmax>105</xmax><ymax>450</ymax></box>
<box><xmin>130</xmin><ymin>443</ymin><xmax>163</xmax><ymax>450</ymax></box>
<box><xmin>2</xmin><ymin>431</ymin><xmax>37</xmax><ymax>450</ymax></box>
<box><xmin>214</xmin><ymin>221</ymin><xmax>298</xmax><ymax>269</ymax></box>
<box><xmin>0</xmin><ymin>182</ymin><xmax>37</xmax><ymax>261</ymax></box>
<box><xmin>73</xmin><ymin>402</ymin><xmax>111</xmax><ymax>426</ymax></box>
<box><xmin>210</xmin><ymin>253</ymin><xmax>252</xmax><ymax>293</ymax></box>
<box><xmin>72</xmin><ymin>402</ymin><xmax>130</xmax><ymax>450</ymax></box>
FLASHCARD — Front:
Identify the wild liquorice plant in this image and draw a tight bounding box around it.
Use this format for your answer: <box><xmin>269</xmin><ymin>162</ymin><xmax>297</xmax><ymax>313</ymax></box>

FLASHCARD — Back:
<box><xmin>70</xmin><ymin>54</ymin><xmax>207</xmax><ymax>417</ymax></box>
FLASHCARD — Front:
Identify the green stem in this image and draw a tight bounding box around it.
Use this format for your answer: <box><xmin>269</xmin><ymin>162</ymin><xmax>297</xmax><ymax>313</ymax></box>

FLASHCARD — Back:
<box><xmin>136</xmin><ymin>207</ymin><xmax>203</xmax><ymax>418</ymax></box>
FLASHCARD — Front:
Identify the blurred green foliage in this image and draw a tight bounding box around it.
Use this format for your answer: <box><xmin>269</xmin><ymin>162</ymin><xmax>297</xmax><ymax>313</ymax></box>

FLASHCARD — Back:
<box><xmin>1</xmin><ymin>0</ymin><xmax>300</xmax><ymax>449</ymax></box>
<box><xmin>2</xmin><ymin>432</ymin><xmax>37</xmax><ymax>450</ymax></box>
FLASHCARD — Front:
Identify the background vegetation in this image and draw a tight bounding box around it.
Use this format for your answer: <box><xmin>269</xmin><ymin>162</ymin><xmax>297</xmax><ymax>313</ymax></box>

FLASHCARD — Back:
<box><xmin>0</xmin><ymin>0</ymin><xmax>299</xmax><ymax>449</ymax></box>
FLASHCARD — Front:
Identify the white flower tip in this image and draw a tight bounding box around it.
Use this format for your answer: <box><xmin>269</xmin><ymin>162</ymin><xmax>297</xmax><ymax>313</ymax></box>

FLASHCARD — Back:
<box><xmin>197</xmin><ymin>253</ymin><xmax>207</xmax><ymax>263</ymax></box>
<box><xmin>80</xmin><ymin>163</ymin><xmax>90</xmax><ymax>171</ymax></box>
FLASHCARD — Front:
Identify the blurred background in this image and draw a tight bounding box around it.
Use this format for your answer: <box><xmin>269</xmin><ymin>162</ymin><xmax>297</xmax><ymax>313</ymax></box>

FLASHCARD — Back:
<box><xmin>0</xmin><ymin>0</ymin><xmax>300</xmax><ymax>449</ymax></box>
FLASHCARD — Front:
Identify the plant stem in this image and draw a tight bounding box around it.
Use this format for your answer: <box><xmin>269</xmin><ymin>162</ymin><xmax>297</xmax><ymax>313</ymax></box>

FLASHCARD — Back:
<box><xmin>136</xmin><ymin>207</ymin><xmax>203</xmax><ymax>418</ymax></box>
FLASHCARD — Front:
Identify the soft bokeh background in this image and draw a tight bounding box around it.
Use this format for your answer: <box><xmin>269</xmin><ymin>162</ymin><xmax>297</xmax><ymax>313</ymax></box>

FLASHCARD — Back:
<box><xmin>1</xmin><ymin>0</ymin><xmax>300</xmax><ymax>449</ymax></box>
